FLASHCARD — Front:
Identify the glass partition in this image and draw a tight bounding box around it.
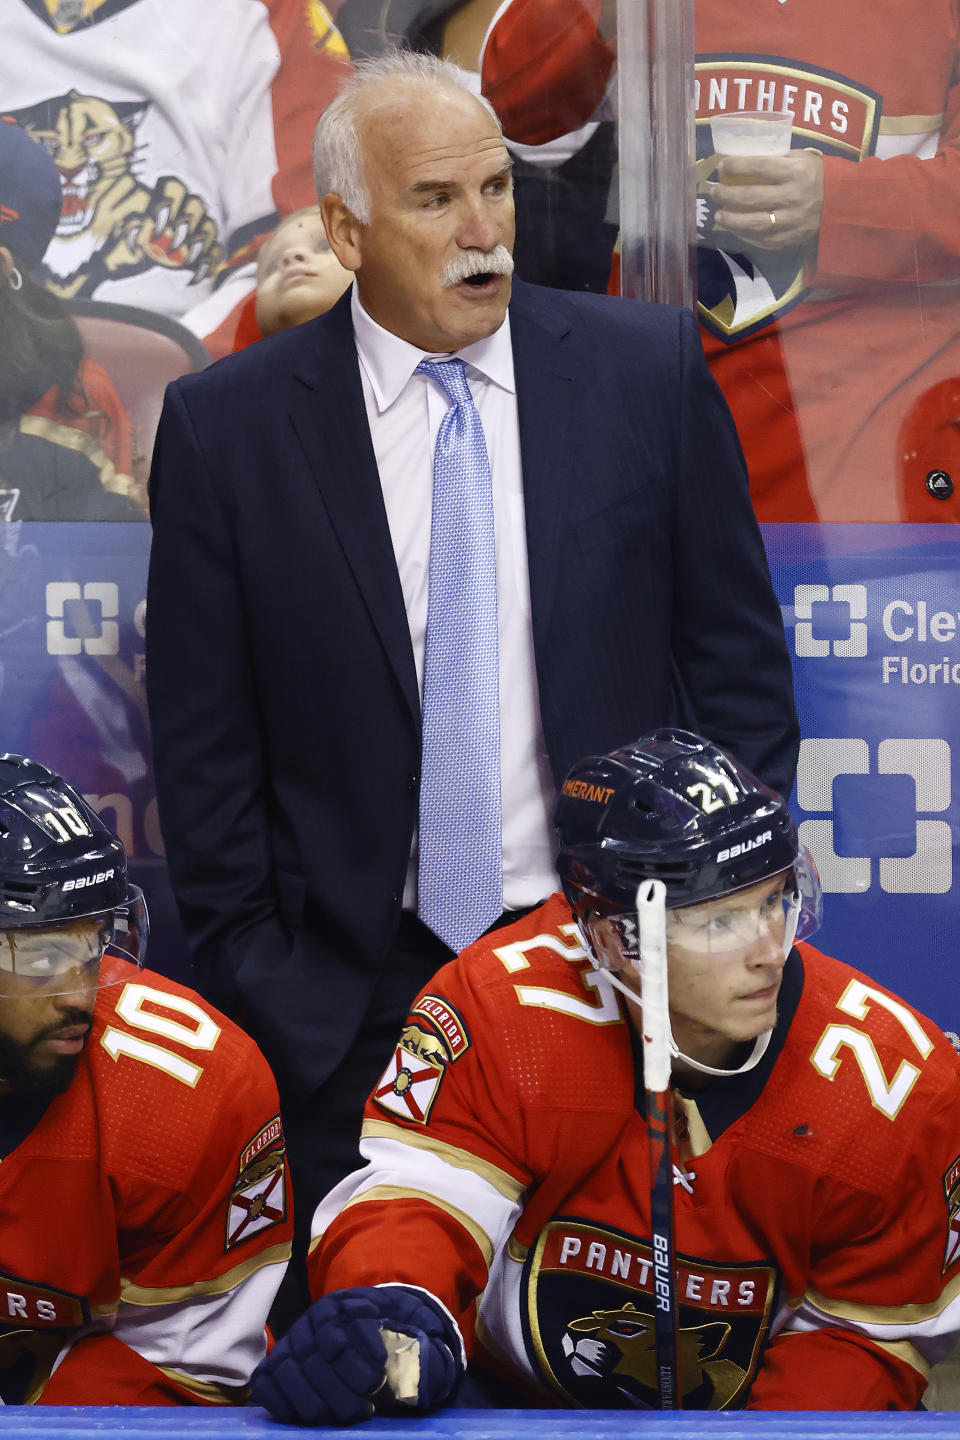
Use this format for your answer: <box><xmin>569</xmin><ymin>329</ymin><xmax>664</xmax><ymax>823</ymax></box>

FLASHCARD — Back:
<box><xmin>690</xmin><ymin>0</ymin><xmax>960</xmax><ymax>1040</ymax></box>
<box><xmin>3</xmin><ymin>0</ymin><xmax>959</xmax><ymax>1043</ymax></box>
<box><xmin>0</xmin><ymin>0</ymin><xmax>349</xmax><ymax>980</ymax></box>
<box><xmin>477</xmin><ymin>0</ymin><xmax>960</xmax><ymax>1050</ymax></box>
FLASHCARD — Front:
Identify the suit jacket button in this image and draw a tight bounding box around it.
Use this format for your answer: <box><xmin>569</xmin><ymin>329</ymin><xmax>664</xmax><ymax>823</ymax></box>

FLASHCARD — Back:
<box><xmin>407</xmin><ymin>772</ymin><xmax>418</xmax><ymax>792</ymax></box>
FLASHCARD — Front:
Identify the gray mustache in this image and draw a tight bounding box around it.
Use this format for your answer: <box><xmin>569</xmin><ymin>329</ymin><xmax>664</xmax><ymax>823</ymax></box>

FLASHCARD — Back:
<box><xmin>441</xmin><ymin>246</ymin><xmax>514</xmax><ymax>288</ymax></box>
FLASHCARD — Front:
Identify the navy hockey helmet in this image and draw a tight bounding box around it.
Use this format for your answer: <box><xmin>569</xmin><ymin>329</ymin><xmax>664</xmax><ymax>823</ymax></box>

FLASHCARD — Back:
<box><xmin>0</xmin><ymin>754</ymin><xmax>148</xmax><ymax>994</ymax></box>
<box><xmin>556</xmin><ymin>728</ymin><xmax>819</xmax><ymax>940</ymax></box>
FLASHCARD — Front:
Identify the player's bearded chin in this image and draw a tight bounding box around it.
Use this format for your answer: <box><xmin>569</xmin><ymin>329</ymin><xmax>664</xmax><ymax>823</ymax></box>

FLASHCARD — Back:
<box><xmin>0</xmin><ymin>1009</ymin><xmax>93</xmax><ymax>1102</ymax></box>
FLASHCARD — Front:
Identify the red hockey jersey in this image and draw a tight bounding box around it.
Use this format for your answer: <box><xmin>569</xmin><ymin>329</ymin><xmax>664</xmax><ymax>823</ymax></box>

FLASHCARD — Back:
<box><xmin>0</xmin><ymin>958</ymin><xmax>291</xmax><ymax>1405</ymax></box>
<box><xmin>311</xmin><ymin>893</ymin><xmax>960</xmax><ymax>1410</ymax></box>
<box><xmin>480</xmin><ymin>0</ymin><xmax>960</xmax><ymax>521</ymax></box>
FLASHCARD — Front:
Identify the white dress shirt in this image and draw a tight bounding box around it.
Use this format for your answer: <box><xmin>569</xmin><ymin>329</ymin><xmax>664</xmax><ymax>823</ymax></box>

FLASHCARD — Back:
<box><xmin>351</xmin><ymin>287</ymin><xmax>557</xmax><ymax>914</ymax></box>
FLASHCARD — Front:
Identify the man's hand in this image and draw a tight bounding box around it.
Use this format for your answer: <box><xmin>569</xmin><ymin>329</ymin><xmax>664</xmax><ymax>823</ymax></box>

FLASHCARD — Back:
<box><xmin>711</xmin><ymin>149</ymin><xmax>824</xmax><ymax>251</ymax></box>
<box><xmin>251</xmin><ymin>1285</ymin><xmax>464</xmax><ymax>1425</ymax></box>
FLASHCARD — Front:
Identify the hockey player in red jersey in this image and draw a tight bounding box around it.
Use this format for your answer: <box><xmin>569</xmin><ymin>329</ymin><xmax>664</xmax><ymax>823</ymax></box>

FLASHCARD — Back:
<box><xmin>0</xmin><ymin>754</ymin><xmax>292</xmax><ymax>1405</ymax></box>
<box><xmin>253</xmin><ymin>727</ymin><xmax>960</xmax><ymax>1418</ymax></box>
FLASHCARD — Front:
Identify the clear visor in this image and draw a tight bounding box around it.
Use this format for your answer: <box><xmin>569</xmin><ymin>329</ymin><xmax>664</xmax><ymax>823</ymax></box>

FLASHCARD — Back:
<box><xmin>591</xmin><ymin>851</ymin><xmax>821</xmax><ymax>968</ymax></box>
<box><xmin>0</xmin><ymin>886</ymin><xmax>149</xmax><ymax>997</ymax></box>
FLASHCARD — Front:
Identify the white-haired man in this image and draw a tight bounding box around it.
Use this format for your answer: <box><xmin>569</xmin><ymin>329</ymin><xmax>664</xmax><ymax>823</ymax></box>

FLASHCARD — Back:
<box><xmin>145</xmin><ymin>49</ymin><xmax>799</xmax><ymax>1321</ymax></box>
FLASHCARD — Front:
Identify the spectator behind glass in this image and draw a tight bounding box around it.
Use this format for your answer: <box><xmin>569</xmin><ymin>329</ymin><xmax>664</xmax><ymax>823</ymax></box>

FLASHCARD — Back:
<box><xmin>233</xmin><ymin>205</ymin><xmax>353</xmax><ymax>348</ymax></box>
<box><xmin>3</xmin><ymin>0</ymin><xmax>350</xmax><ymax>361</ymax></box>
<box><xmin>256</xmin><ymin>206</ymin><xmax>353</xmax><ymax>335</ymax></box>
<box><xmin>477</xmin><ymin>0</ymin><xmax>960</xmax><ymax>522</ymax></box>
<box><xmin>0</xmin><ymin>117</ymin><xmax>143</xmax><ymax>520</ymax></box>
<box><xmin>332</xmin><ymin>0</ymin><xmax>618</xmax><ymax>293</ymax></box>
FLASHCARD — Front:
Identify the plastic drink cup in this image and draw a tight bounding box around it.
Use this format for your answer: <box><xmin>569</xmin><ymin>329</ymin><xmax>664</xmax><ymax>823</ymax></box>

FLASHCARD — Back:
<box><xmin>710</xmin><ymin>110</ymin><xmax>794</xmax><ymax>165</ymax></box>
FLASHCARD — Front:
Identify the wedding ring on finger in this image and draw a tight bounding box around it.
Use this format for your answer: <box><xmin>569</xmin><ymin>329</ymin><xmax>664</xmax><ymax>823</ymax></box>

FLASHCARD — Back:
<box><xmin>768</xmin><ymin>211</ymin><xmax>777</xmax><ymax>227</ymax></box>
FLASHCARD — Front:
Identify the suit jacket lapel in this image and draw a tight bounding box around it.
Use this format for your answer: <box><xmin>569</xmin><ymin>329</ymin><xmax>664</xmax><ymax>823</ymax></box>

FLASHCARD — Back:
<box><xmin>509</xmin><ymin>280</ymin><xmax>577</xmax><ymax>654</ymax></box>
<box><xmin>283</xmin><ymin>282</ymin><xmax>574</xmax><ymax>723</ymax></box>
<box><xmin>287</xmin><ymin>296</ymin><xmax>421</xmax><ymax>726</ymax></box>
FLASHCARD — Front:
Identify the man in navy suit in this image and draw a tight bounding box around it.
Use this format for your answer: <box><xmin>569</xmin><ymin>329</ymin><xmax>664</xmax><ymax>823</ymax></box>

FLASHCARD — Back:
<box><xmin>145</xmin><ymin>49</ymin><xmax>798</xmax><ymax>1314</ymax></box>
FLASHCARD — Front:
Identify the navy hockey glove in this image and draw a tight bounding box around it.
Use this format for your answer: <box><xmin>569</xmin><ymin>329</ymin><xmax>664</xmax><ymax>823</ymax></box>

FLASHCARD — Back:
<box><xmin>251</xmin><ymin>1284</ymin><xmax>464</xmax><ymax>1425</ymax></box>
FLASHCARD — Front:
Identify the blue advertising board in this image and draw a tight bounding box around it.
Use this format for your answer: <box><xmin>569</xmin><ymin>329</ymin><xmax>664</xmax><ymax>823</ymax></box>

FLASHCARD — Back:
<box><xmin>0</xmin><ymin>520</ymin><xmax>189</xmax><ymax>980</ymax></box>
<box><xmin>771</xmin><ymin>524</ymin><xmax>960</xmax><ymax>1041</ymax></box>
<box><xmin>3</xmin><ymin>519</ymin><xmax>959</xmax><ymax>1038</ymax></box>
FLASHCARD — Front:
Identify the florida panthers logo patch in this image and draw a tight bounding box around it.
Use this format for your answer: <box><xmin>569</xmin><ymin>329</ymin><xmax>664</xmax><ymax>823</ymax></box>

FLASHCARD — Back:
<box><xmin>226</xmin><ymin>1117</ymin><xmax>287</xmax><ymax>1250</ymax></box>
<box><xmin>523</xmin><ymin>1218</ymin><xmax>777</xmax><ymax>1409</ymax></box>
<box><xmin>9</xmin><ymin>91</ymin><xmax>227</xmax><ymax>300</ymax></box>
<box><xmin>408</xmin><ymin>995</ymin><xmax>471</xmax><ymax>1060</ymax></box>
<box><xmin>372</xmin><ymin>995</ymin><xmax>470</xmax><ymax>1125</ymax></box>
<box><xmin>694</xmin><ymin>55</ymin><xmax>881</xmax><ymax>342</ymax></box>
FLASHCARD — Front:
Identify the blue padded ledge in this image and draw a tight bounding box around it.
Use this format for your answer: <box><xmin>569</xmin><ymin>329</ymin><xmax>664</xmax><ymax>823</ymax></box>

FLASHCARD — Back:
<box><xmin>3</xmin><ymin>1411</ymin><xmax>960</xmax><ymax>1438</ymax></box>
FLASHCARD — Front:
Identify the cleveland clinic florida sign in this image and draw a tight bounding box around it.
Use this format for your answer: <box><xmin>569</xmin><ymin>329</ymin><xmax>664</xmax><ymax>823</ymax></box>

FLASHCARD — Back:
<box><xmin>770</xmin><ymin>524</ymin><xmax>960</xmax><ymax>1045</ymax></box>
<box><xmin>1</xmin><ymin>520</ymin><xmax>959</xmax><ymax>1040</ymax></box>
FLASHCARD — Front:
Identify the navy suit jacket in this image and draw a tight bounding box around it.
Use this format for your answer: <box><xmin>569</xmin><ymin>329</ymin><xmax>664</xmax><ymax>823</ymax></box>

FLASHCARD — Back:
<box><xmin>146</xmin><ymin>279</ymin><xmax>798</xmax><ymax>1105</ymax></box>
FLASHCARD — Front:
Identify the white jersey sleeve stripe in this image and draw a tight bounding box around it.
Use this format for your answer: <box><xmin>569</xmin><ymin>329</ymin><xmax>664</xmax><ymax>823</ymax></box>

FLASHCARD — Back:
<box><xmin>802</xmin><ymin>1270</ymin><xmax>960</xmax><ymax>1327</ymax></box>
<box><xmin>360</xmin><ymin>1119</ymin><xmax>528</xmax><ymax>1200</ymax></box>
<box><xmin>51</xmin><ymin>1263</ymin><xmax>285</xmax><ymax>1393</ymax></box>
<box><xmin>116</xmin><ymin>1241</ymin><xmax>291</xmax><ymax>1306</ymax></box>
<box><xmin>310</xmin><ymin>1136</ymin><xmax>523</xmax><ymax>1260</ymax></box>
<box><xmin>787</xmin><ymin>1278</ymin><xmax>960</xmax><ymax>1366</ymax></box>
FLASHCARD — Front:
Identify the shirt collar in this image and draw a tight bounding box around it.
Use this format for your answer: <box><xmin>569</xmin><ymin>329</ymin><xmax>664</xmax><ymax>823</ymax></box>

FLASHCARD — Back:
<box><xmin>351</xmin><ymin>286</ymin><xmax>516</xmax><ymax>413</ymax></box>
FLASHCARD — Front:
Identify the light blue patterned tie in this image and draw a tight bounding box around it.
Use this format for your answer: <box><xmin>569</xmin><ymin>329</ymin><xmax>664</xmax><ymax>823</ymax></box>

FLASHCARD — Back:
<box><xmin>416</xmin><ymin>358</ymin><xmax>502</xmax><ymax>953</ymax></box>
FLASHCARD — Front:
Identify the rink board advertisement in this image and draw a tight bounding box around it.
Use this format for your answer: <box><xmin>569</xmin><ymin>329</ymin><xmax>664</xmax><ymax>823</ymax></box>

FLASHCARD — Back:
<box><xmin>0</xmin><ymin>520</ymin><xmax>189</xmax><ymax>978</ymax></box>
<box><xmin>1</xmin><ymin>520</ymin><xmax>958</xmax><ymax>1037</ymax></box>
<box><xmin>769</xmin><ymin>523</ymin><xmax>960</xmax><ymax>1045</ymax></box>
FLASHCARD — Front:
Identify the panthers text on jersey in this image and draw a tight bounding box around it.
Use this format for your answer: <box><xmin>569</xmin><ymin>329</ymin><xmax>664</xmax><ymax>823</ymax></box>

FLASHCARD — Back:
<box><xmin>480</xmin><ymin>0</ymin><xmax>960</xmax><ymax>521</ymax></box>
<box><xmin>3</xmin><ymin>0</ymin><xmax>349</xmax><ymax>358</ymax></box>
<box><xmin>310</xmin><ymin>892</ymin><xmax>960</xmax><ymax>1410</ymax></box>
<box><xmin>0</xmin><ymin>957</ymin><xmax>291</xmax><ymax>1405</ymax></box>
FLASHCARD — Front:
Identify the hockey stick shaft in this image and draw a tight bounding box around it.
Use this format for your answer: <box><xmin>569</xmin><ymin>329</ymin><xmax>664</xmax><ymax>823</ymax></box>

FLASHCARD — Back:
<box><xmin>637</xmin><ymin>879</ymin><xmax>680</xmax><ymax>1409</ymax></box>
